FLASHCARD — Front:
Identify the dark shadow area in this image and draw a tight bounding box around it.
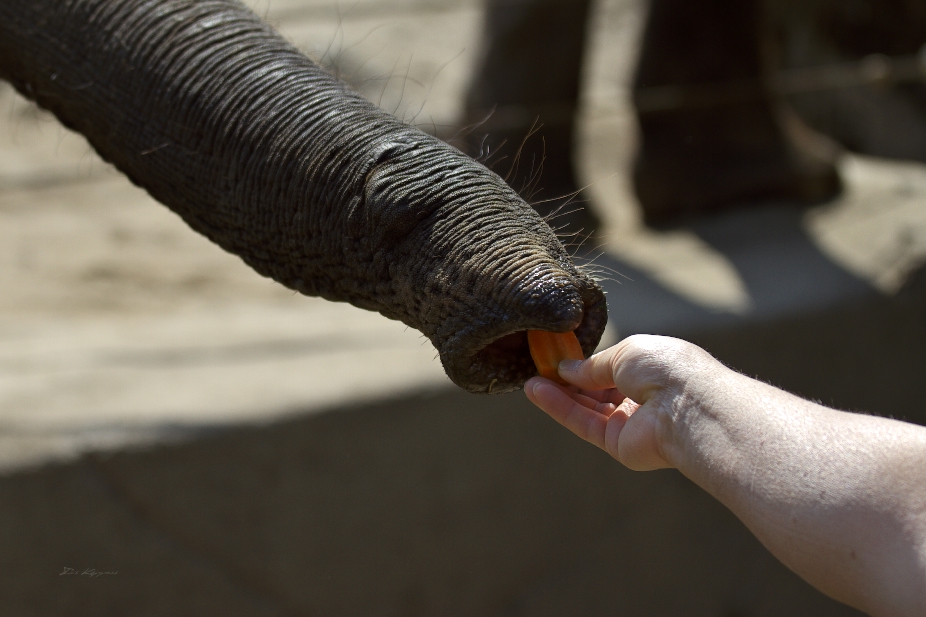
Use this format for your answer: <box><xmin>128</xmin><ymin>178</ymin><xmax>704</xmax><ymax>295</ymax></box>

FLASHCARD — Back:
<box><xmin>688</xmin><ymin>271</ymin><xmax>926</xmax><ymax>423</ymax></box>
<box><xmin>1</xmin><ymin>387</ymin><xmax>864</xmax><ymax>617</ymax></box>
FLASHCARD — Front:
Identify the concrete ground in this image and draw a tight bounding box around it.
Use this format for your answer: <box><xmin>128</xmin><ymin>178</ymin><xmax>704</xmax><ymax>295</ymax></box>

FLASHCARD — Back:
<box><xmin>1</xmin><ymin>0</ymin><xmax>924</xmax><ymax>614</ymax></box>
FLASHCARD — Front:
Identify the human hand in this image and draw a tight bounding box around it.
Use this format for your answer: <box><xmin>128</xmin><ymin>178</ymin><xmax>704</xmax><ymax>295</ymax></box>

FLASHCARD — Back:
<box><xmin>528</xmin><ymin>334</ymin><xmax>926</xmax><ymax>613</ymax></box>
<box><xmin>524</xmin><ymin>334</ymin><xmax>710</xmax><ymax>471</ymax></box>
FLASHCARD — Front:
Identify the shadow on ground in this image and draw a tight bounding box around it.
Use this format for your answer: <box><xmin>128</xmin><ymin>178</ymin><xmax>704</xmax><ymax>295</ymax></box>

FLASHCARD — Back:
<box><xmin>4</xmin><ymin>269</ymin><xmax>924</xmax><ymax>615</ymax></box>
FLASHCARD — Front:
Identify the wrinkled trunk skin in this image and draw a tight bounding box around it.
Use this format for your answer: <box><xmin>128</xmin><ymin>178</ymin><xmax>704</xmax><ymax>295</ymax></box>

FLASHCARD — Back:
<box><xmin>0</xmin><ymin>0</ymin><xmax>607</xmax><ymax>394</ymax></box>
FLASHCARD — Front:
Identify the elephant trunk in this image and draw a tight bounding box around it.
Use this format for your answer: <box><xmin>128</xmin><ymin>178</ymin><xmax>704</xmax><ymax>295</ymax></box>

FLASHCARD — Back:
<box><xmin>0</xmin><ymin>0</ymin><xmax>607</xmax><ymax>394</ymax></box>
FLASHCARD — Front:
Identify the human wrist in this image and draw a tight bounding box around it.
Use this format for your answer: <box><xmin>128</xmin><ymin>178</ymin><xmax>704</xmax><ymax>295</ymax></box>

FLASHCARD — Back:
<box><xmin>651</xmin><ymin>356</ymin><xmax>739</xmax><ymax>473</ymax></box>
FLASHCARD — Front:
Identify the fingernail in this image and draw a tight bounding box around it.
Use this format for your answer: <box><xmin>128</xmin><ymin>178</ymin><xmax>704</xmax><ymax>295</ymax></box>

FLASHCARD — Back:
<box><xmin>559</xmin><ymin>359</ymin><xmax>582</xmax><ymax>373</ymax></box>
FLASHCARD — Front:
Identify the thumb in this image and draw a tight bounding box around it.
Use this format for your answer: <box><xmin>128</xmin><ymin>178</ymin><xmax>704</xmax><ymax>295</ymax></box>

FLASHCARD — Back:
<box><xmin>557</xmin><ymin>335</ymin><xmax>677</xmax><ymax>403</ymax></box>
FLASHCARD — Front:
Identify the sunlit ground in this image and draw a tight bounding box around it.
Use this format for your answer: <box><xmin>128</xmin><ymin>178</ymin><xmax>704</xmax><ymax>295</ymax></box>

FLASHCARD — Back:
<box><xmin>1</xmin><ymin>0</ymin><xmax>924</xmax><ymax>472</ymax></box>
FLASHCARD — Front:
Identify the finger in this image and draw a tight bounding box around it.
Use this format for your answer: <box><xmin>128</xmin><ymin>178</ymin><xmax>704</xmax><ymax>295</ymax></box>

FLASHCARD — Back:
<box><xmin>575</xmin><ymin>388</ymin><xmax>627</xmax><ymax>406</ymax></box>
<box><xmin>572</xmin><ymin>391</ymin><xmax>619</xmax><ymax>416</ymax></box>
<box><xmin>559</xmin><ymin>334</ymin><xmax>680</xmax><ymax>404</ymax></box>
<box><xmin>525</xmin><ymin>376</ymin><xmax>589</xmax><ymax>404</ymax></box>
<box><xmin>525</xmin><ymin>378</ymin><xmax>608</xmax><ymax>450</ymax></box>
<box><xmin>609</xmin><ymin>399</ymin><xmax>672</xmax><ymax>471</ymax></box>
<box><xmin>616</xmin><ymin>397</ymin><xmax>641</xmax><ymax>418</ymax></box>
<box><xmin>528</xmin><ymin>379</ymin><xmax>618</xmax><ymax>417</ymax></box>
<box><xmin>577</xmin><ymin>388</ymin><xmax>630</xmax><ymax>407</ymax></box>
<box><xmin>556</xmin><ymin>337</ymin><xmax>644</xmax><ymax>393</ymax></box>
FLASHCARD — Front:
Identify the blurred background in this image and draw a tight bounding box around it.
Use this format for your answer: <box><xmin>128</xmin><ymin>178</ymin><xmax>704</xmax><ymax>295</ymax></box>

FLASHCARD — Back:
<box><xmin>1</xmin><ymin>0</ymin><xmax>924</xmax><ymax>614</ymax></box>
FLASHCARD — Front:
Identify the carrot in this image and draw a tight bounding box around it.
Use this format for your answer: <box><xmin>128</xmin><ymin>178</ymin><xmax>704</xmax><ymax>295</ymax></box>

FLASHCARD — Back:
<box><xmin>527</xmin><ymin>330</ymin><xmax>584</xmax><ymax>385</ymax></box>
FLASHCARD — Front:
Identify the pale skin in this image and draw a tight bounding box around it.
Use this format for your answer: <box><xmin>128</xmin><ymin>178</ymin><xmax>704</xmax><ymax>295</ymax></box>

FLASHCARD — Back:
<box><xmin>524</xmin><ymin>334</ymin><xmax>926</xmax><ymax>616</ymax></box>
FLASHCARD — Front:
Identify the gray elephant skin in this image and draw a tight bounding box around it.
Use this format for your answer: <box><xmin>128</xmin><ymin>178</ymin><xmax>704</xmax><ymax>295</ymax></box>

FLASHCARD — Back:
<box><xmin>0</xmin><ymin>0</ymin><xmax>608</xmax><ymax>394</ymax></box>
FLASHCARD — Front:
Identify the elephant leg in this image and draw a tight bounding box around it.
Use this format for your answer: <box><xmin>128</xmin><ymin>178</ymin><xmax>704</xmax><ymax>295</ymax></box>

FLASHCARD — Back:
<box><xmin>463</xmin><ymin>0</ymin><xmax>599</xmax><ymax>238</ymax></box>
<box><xmin>632</xmin><ymin>0</ymin><xmax>842</xmax><ymax>226</ymax></box>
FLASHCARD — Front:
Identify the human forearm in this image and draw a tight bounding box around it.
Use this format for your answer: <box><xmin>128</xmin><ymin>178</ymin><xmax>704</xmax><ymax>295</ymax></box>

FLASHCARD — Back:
<box><xmin>664</xmin><ymin>364</ymin><xmax>926</xmax><ymax>615</ymax></box>
<box><xmin>527</xmin><ymin>335</ymin><xmax>926</xmax><ymax>614</ymax></box>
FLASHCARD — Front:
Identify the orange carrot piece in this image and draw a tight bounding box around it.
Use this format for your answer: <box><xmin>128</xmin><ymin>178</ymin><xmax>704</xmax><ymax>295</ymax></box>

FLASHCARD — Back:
<box><xmin>527</xmin><ymin>330</ymin><xmax>584</xmax><ymax>385</ymax></box>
